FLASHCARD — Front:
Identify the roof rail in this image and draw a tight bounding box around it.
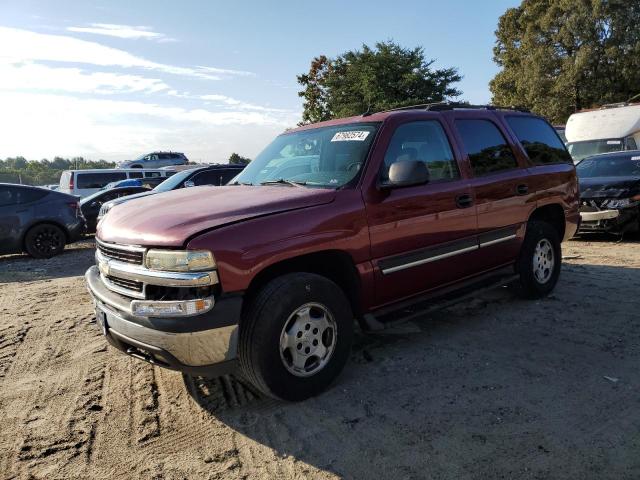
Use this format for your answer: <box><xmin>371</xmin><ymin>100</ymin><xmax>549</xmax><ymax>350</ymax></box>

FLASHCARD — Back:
<box><xmin>381</xmin><ymin>102</ymin><xmax>530</xmax><ymax>113</ymax></box>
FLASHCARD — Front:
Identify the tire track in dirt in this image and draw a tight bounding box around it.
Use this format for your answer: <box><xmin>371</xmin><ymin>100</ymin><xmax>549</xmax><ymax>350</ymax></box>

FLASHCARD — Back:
<box><xmin>18</xmin><ymin>362</ymin><xmax>107</xmax><ymax>469</ymax></box>
<box><xmin>0</xmin><ymin>322</ymin><xmax>30</xmax><ymax>380</ymax></box>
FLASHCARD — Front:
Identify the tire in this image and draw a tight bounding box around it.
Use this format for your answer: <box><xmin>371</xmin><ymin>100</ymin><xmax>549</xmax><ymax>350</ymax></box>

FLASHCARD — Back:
<box><xmin>24</xmin><ymin>223</ymin><xmax>66</xmax><ymax>259</ymax></box>
<box><xmin>515</xmin><ymin>220</ymin><xmax>561</xmax><ymax>299</ymax></box>
<box><xmin>239</xmin><ymin>273</ymin><xmax>354</xmax><ymax>401</ymax></box>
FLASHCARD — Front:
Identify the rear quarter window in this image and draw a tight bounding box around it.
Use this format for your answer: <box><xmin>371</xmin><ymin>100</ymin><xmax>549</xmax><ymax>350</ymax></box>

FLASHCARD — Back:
<box><xmin>76</xmin><ymin>172</ymin><xmax>127</xmax><ymax>189</ymax></box>
<box><xmin>18</xmin><ymin>188</ymin><xmax>49</xmax><ymax>204</ymax></box>
<box><xmin>506</xmin><ymin>116</ymin><xmax>572</xmax><ymax>165</ymax></box>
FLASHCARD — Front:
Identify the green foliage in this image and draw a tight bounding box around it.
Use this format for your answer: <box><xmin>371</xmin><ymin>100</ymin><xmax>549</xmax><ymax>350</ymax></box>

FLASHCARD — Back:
<box><xmin>297</xmin><ymin>41</ymin><xmax>462</xmax><ymax>124</ymax></box>
<box><xmin>490</xmin><ymin>0</ymin><xmax>640</xmax><ymax>124</ymax></box>
<box><xmin>228</xmin><ymin>152</ymin><xmax>251</xmax><ymax>164</ymax></box>
<box><xmin>0</xmin><ymin>156</ymin><xmax>116</xmax><ymax>186</ymax></box>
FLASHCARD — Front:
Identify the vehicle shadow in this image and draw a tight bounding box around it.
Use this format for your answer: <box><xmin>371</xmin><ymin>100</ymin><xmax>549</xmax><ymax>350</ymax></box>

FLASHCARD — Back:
<box><xmin>0</xmin><ymin>237</ymin><xmax>95</xmax><ymax>283</ymax></box>
<box><xmin>185</xmin><ymin>262</ymin><xmax>640</xmax><ymax>479</ymax></box>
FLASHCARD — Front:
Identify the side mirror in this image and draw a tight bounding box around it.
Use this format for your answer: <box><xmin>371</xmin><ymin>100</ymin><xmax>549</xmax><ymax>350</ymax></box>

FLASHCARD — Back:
<box><xmin>385</xmin><ymin>161</ymin><xmax>429</xmax><ymax>188</ymax></box>
<box><xmin>183</xmin><ymin>180</ymin><xmax>195</xmax><ymax>188</ymax></box>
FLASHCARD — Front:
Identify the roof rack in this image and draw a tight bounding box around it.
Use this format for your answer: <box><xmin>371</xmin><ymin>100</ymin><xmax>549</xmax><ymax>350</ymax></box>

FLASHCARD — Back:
<box><xmin>380</xmin><ymin>102</ymin><xmax>530</xmax><ymax>114</ymax></box>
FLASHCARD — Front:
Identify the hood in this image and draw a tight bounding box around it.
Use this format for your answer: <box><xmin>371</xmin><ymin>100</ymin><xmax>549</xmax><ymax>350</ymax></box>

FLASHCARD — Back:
<box><xmin>579</xmin><ymin>176</ymin><xmax>640</xmax><ymax>199</ymax></box>
<box><xmin>97</xmin><ymin>185</ymin><xmax>336</xmax><ymax>247</ymax></box>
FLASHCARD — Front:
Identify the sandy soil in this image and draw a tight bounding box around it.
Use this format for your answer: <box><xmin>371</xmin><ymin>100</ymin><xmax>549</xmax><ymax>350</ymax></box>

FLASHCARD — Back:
<box><xmin>0</xmin><ymin>235</ymin><xmax>639</xmax><ymax>479</ymax></box>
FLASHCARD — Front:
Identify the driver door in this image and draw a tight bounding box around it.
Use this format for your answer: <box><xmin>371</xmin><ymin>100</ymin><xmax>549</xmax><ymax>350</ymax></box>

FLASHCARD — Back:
<box><xmin>364</xmin><ymin>119</ymin><xmax>479</xmax><ymax>307</ymax></box>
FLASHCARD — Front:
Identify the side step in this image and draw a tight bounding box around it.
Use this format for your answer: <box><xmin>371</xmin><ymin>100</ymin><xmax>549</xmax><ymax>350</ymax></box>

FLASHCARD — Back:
<box><xmin>361</xmin><ymin>269</ymin><xmax>519</xmax><ymax>331</ymax></box>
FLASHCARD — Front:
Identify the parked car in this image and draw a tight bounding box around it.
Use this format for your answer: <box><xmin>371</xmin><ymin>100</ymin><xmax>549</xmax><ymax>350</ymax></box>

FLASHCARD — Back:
<box><xmin>102</xmin><ymin>178</ymin><xmax>144</xmax><ymax>190</ymax></box>
<box><xmin>58</xmin><ymin>168</ymin><xmax>174</xmax><ymax>198</ymax></box>
<box><xmin>80</xmin><ymin>186</ymin><xmax>150</xmax><ymax>234</ymax></box>
<box><xmin>118</xmin><ymin>152</ymin><xmax>188</xmax><ymax>169</ymax></box>
<box><xmin>97</xmin><ymin>164</ymin><xmax>244</xmax><ymax>222</ymax></box>
<box><xmin>0</xmin><ymin>183</ymin><xmax>84</xmax><ymax>258</ymax></box>
<box><xmin>565</xmin><ymin>103</ymin><xmax>640</xmax><ymax>163</ymax></box>
<box><xmin>86</xmin><ymin>103</ymin><xmax>579</xmax><ymax>401</ymax></box>
<box><xmin>577</xmin><ymin>151</ymin><xmax>640</xmax><ymax>234</ymax></box>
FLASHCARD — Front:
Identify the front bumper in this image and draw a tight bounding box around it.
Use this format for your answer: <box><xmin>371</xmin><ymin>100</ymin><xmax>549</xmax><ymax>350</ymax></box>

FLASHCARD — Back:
<box><xmin>579</xmin><ymin>207</ymin><xmax>638</xmax><ymax>233</ymax></box>
<box><xmin>85</xmin><ymin>265</ymin><xmax>241</xmax><ymax>375</ymax></box>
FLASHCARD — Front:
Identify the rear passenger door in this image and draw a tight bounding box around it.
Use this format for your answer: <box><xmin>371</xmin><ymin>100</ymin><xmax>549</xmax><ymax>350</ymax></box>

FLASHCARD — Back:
<box><xmin>365</xmin><ymin>119</ymin><xmax>479</xmax><ymax>307</ymax></box>
<box><xmin>448</xmin><ymin>113</ymin><xmax>532</xmax><ymax>269</ymax></box>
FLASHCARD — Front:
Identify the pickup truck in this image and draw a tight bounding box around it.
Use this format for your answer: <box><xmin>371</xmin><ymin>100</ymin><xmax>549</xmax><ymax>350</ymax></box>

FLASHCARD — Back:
<box><xmin>86</xmin><ymin>103</ymin><xmax>579</xmax><ymax>401</ymax></box>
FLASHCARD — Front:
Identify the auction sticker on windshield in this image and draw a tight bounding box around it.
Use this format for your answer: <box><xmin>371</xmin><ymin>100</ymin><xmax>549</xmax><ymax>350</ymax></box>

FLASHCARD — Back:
<box><xmin>331</xmin><ymin>131</ymin><xmax>370</xmax><ymax>142</ymax></box>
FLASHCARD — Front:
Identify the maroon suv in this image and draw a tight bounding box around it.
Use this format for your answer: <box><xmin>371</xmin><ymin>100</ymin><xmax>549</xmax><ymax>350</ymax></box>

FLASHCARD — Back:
<box><xmin>86</xmin><ymin>104</ymin><xmax>579</xmax><ymax>401</ymax></box>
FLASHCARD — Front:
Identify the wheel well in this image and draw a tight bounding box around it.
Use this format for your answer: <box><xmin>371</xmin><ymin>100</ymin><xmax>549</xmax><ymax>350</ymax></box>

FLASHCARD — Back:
<box><xmin>243</xmin><ymin>250</ymin><xmax>362</xmax><ymax>317</ymax></box>
<box><xmin>528</xmin><ymin>204</ymin><xmax>565</xmax><ymax>240</ymax></box>
<box><xmin>22</xmin><ymin>221</ymin><xmax>69</xmax><ymax>249</ymax></box>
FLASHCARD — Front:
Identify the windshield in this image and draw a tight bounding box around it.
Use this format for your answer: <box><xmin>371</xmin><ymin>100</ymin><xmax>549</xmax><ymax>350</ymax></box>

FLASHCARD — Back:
<box><xmin>577</xmin><ymin>154</ymin><xmax>640</xmax><ymax>178</ymax></box>
<box><xmin>232</xmin><ymin>123</ymin><xmax>380</xmax><ymax>188</ymax></box>
<box><xmin>153</xmin><ymin>169</ymin><xmax>198</xmax><ymax>192</ymax></box>
<box><xmin>567</xmin><ymin>139</ymin><xmax>624</xmax><ymax>163</ymax></box>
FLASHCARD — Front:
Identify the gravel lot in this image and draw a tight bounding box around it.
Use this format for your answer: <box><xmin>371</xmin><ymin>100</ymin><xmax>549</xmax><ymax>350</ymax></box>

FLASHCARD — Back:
<box><xmin>0</xmin><ymin>235</ymin><xmax>639</xmax><ymax>479</ymax></box>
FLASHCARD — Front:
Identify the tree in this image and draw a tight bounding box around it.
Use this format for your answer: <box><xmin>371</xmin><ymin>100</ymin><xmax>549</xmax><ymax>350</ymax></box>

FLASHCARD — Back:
<box><xmin>490</xmin><ymin>0</ymin><xmax>640</xmax><ymax>124</ymax></box>
<box><xmin>297</xmin><ymin>41</ymin><xmax>463</xmax><ymax>124</ymax></box>
<box><xmin>228</xmin><ymin>152</ymin><xmax>251</xmax><ymax>164</ymax></box>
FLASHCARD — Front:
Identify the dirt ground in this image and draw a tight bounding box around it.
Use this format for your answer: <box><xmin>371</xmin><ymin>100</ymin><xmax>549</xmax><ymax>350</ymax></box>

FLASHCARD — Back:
<box><xmin>0</xmin><ymin>235</ymin><xmax>639</xmax><ymax>479</ymax></box>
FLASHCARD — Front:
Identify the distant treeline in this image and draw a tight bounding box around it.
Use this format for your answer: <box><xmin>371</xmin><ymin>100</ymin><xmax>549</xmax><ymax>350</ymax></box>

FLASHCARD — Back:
<box><xmin>0</xmin><ymin>157</ymin><xmax>117</xmax><ymax>186</ymax></box>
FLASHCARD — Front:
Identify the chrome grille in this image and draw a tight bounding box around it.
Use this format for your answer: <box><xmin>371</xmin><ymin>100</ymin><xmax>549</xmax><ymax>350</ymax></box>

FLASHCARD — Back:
<box><xmin>97</xmin><ymin>241</ymin><xmax>144</xmax><ymax>265</ymax></box>
<box><xmin>106</xmin><ymin>275</ymin><xmax>143</xmax><ymax>293</ymax></box>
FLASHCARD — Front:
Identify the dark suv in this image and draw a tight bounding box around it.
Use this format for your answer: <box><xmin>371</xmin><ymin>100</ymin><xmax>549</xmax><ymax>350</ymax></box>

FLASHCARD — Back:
<box><xmin>86</xmin><ymin>104</ymin><xmax>579</xmax><ymax>401</ymax></box>
<box><xmin>97</xmin><ymin>164</ymin><xmax>245</xmax><ymax>221</ymax></box>
<box><xmin>0</xmin><ymin>183</ymin><xmax>85</xmax><ymax>258</ymax></box>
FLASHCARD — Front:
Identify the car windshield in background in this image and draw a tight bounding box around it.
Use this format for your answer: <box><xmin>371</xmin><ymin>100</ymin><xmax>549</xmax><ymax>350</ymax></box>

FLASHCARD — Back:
<box><xmin>152</xmin><ymin>169</ymin><xmax>198</xmax><ymax>192</ymax></box>
<box><xmin>576</xmin><ymin>154</ymin><xmax>640</xmax><ymax>178</ymax></box>
<box><xmin>232</xmin><ymin>123</ymin><xmax>380</xmax><ymax>188</ymax></box>
<box><xmin>567</xmin><ymin>139</ymin><xmax>624</xmax><ymax>162</ymax></box>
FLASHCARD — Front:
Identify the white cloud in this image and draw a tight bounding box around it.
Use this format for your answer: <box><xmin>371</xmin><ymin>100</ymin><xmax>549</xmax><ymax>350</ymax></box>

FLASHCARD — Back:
<box><xmin>196</xmin><ymin>65</ymin><xmax>255</xmax><ymax>77</ymax></box>
<box><xmin>0</xmin><ymin>27</ymin><xmax>252</xmax><ymax>80</ymax></box>
<box><xmin>0</xmin><ymin>62</ymin><xmax>170</xmax><ymax>94</ymax></box>
<box><xmin>0</xmin><ymin>92</ymin><xmax>298</xmax><ymax>161</ymax></box>
<box><xmin>67</xmin><ymin>23</ymin><xmax>175</xmax><ymax>42</ymax></box>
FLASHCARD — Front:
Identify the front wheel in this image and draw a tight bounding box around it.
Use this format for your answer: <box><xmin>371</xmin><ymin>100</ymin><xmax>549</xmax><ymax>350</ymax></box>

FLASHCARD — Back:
<box><xmin>239</xmin><ymin>273</ymin><xmax>353</xmax><ymax>401</ymax></box>
<box><xmin>515</xmin><ymin>220</ymin><xmax>561</xmax><ymax>298</ymax></box>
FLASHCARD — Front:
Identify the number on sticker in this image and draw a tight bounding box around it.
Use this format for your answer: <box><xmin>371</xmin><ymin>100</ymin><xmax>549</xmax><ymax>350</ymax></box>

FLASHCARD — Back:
<box><xmin>331</xmin><ymin>131</ymin><xmax>370</xmax><ymax>142</ymax></box>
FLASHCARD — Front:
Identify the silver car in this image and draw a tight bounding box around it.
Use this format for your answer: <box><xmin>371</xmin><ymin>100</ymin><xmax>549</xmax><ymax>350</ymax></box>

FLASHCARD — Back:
<box><xmin>118</xmin><ymin>152</ymin><xmax>188</xmax><ymax>169</ymax></box>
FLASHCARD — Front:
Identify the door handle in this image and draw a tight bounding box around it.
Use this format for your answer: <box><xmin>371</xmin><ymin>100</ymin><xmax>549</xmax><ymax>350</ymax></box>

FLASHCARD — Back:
<box><xmin>516</xmin><ymin>184</ymin><xmax>528</xmax><ymax>195</ymax></box>
<box><xmin>455</xmin><ymin>193</ymin><xmax>474</xmax><ymax>209</ymax></box>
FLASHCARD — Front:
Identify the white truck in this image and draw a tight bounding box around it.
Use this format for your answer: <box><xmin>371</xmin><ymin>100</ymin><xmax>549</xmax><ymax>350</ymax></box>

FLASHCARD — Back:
<box><xmin>565</xmin><ymin>103</ymin><xmax>640</xmax><ymax>163</ymax></box>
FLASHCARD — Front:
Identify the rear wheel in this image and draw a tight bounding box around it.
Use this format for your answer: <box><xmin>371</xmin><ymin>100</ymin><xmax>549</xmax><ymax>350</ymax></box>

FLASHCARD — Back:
<box><xmin>515</xmin><ymin>220</ymin><xmax>561</xmax><ymax>298</ymax></box>
<box><xmin>239</xmin><ymin>273</ymin><xmax>353</xmax><ymax>401</ymax></box>
<box><xmin>24</xmin><ymin>223</ymin><xmax>66</xmax><ymax>258</ymax></box>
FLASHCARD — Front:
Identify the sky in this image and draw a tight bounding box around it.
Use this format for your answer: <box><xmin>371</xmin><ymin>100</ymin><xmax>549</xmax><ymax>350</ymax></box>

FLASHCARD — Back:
<box><xmin>0</xmin><ymin>0</ymin><xmax>519</xmax><ymax>163</ymax></box>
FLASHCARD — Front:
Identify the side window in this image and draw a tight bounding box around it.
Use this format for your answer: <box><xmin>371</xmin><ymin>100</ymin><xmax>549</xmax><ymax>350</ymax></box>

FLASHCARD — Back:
<box><xmin>192</xmin><ymin>170</ymin><xmax>224</xmax><ymax>186</ymax></box>
<box><xmin>144</xmin><ymin>171</ymin><xmax>162</xmax><ymax>178</ymax></box>
<box><xmin>0</xmin><ymin>186</ymin><xmax>20</xmax><ymax>207</ymax></box>
<box><xmin>128</xmin><ymin>171</ymin><xmax>143</xmax><ymax>178</ymax></box>
<box><xmin>506</xmin><ymin>116</ymin><xmax>572</xmax><ymax>165</ymax></box>
<box><xmin>455</xmin><ymin>119</ymin><xmax>519</xmax><ymax>176</ymax></box>
<box><xmin>382</xmin><ymin>121</ymin><xmax>459</xmax><ymax>182</ymax></box>
<box><xmin>626</xmin><ymin>137</ymin><xmax>637</xmax><ymax>150</ymax></box>
<box><xmin>219</xmin><ymin>169</ymin><xmax>240</xmax><ymax>185</ymax></box>
<box><xmin>18</xmin><ymin>188</ymin><xmax>48</xmax><ymax>204</ymax></box>
<box><xmin>77</xmin><ymin>172</ymin><xmax>127</xmax><ymax>189</ymax></box>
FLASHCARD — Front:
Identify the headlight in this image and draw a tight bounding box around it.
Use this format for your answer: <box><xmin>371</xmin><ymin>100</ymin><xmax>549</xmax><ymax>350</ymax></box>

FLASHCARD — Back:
<box><xmin>145</xmin><ymin>249</ymin><xmax>216</xmax><ymax>272</ymax></box>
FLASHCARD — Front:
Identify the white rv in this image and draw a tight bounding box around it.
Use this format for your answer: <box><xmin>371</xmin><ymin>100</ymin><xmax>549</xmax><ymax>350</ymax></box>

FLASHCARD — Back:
<box><xmin>565</xmin><ymin>103</ymin><xmax>640</xmax><ymax>163</ymax></box>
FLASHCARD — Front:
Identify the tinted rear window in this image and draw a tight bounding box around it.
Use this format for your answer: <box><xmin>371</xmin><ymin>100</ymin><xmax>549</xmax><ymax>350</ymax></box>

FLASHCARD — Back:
<box><xmin>77</xmin><ymin>172</ymin><xmax>127</xmax><ymax>189</ymax></box>
<box><xmin>455</xmin><ymin>119</ymin><xmax>519</xmax><ymax>176</ymax></box>
<box><xmin>506</xmin><ymin>116</ymin><xmax>572</xmax><ymax>165</ymax></box>
<box><xmin>19</xmin><ymin>188</ymin><xmax>49</xmax><ymax>204</ymax></box>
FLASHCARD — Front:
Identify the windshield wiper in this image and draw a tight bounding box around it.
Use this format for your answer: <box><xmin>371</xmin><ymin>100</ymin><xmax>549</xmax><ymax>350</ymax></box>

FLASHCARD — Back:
<box><xmin>260</xmin><ymin>178</ymin><xmax>306</xmax><ymax>187</ymax></box>
<box><xmin>229</xmin><ymin>181</ymin><xmax>253</xmax><ymax>186</ymax></box>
